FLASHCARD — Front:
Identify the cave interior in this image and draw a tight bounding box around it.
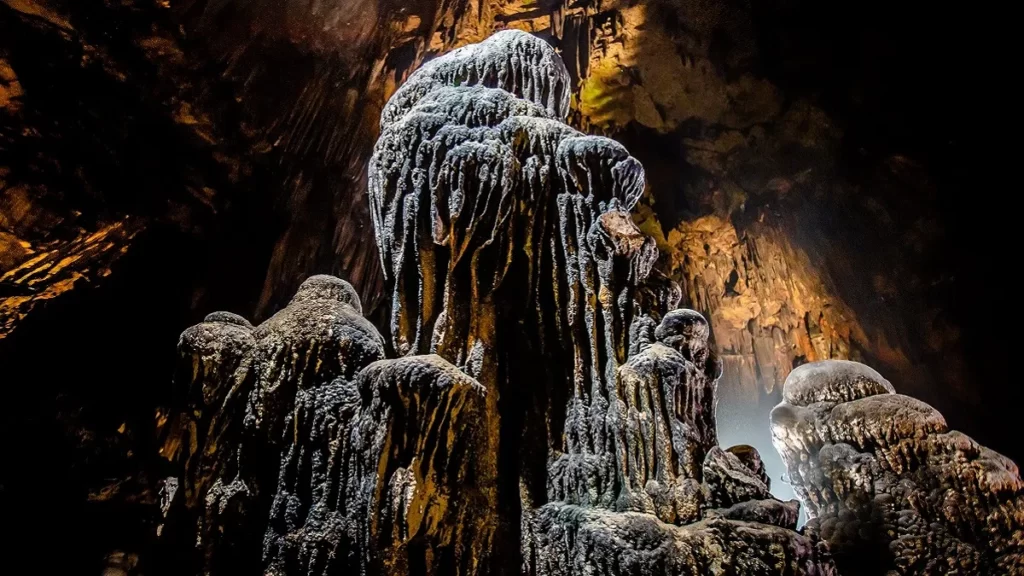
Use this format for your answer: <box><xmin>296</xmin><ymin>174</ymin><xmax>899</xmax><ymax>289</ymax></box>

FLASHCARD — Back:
<box><xmin>0</xmin><ymin>1</ymin><xmax>1018</xmax><ymax>574</ymax></box>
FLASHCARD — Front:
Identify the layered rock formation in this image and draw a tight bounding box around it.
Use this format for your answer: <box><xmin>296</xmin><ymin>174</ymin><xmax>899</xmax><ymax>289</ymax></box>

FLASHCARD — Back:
<box><xmin>158</xmin><ymin>30</ymin><xmax>834</xmax><ymax>576</ymax></box>
<box><xmin>772</xmin><ymin>360</ymin><xmax>1024</xmax><ymax>574</ymax></box>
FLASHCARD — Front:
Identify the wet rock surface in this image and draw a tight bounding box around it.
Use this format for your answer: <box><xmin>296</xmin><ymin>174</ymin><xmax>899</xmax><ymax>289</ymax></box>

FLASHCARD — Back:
<box><xmin>772</xmin><ymin>359</ymin><xmax>1024</xmax><ymax>574</ymax></box>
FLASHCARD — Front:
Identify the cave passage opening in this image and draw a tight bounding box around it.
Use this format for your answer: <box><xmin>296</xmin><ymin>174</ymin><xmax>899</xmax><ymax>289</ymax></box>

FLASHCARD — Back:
<box><xmin>715</xmin><ymin>384</ymin><xmax>803</xmax><ymax>524</ymax></box>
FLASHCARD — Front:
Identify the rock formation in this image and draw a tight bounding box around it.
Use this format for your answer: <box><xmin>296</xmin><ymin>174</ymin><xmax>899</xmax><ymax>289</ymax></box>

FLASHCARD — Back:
<box><xmin>771</xmin><ymin>360</ymin><xmax>1024</xmax><ymax>574</ymax></box>
<box><xmin>159</xmin><ymin>30</ymin><xmax>834</xmax><ymax>576</ymax></box>
<box><xmin>2</xmin><ymin>2</ymin><xmax>1016</xmax><ymax>574</ymax></box>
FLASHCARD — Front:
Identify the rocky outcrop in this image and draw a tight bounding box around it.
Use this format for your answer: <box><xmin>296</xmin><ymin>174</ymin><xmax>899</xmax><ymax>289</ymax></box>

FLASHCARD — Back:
<box><xmin>262</xmin><ymin>354</ymin><xmax>495</xmax><ymax>576</ymax></box>
<box><xmin>527</xmin><ymin>505</ymin><xmax>829</xmax><ymax>576</ymax></box>
<box><xmin>369</xmin><ymin>29</ymin><xmax>658</xmax><ymax>539</ymax></box>
<box><xmin>771</xmin><ymin>360</ymin><xmax>1024</xmax><ymax>574</ymax></box>
<box><xmin>645</xmin><ymin>214</ymin><xmax>865</xmax><ymax>407</ymax></box>
<box><xmin>164</xmin><ymin>311</ymin><xmax>254</xmax><ymax>509</ymax></box>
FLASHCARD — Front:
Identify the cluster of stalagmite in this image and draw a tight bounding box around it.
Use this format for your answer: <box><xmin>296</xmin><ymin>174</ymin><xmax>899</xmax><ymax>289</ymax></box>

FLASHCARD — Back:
<box><xmin>771</xmin><ymin>360</ymin><xmax>1024</xmax><ymax>575</ymax></box>
<box><xmin>164</xmin><ymin>276</ymin><xmax>496</xmax><ymax>575</ymax></box>
<box><xmin>162</xmin><ymin>30</ymin><xmax>833</xmax><ymax>575</ymax></box>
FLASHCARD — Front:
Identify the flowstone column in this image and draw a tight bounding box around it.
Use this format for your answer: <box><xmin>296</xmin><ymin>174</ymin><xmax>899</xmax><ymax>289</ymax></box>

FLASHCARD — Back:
<box><xmin>369</xmin><ymin>29</ymin><xmax>835</xmax><ymax>576</ymax></box>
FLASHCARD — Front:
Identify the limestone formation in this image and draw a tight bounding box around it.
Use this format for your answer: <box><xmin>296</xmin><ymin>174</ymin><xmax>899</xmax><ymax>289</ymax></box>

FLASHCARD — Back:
<box><xmin>159</xmin><ymin>29</ymin><xmax>834</xmax><ymax>576</ymax></box>
<box><xmin>527</xmin><ymin>505</ymin><xmax>828</xmax><ymax>576</ymax></box>
<box><xmin>772</xmin><ymin>359</ymin><xmax>1024</xmax><ymax>574</ymax></box>
<box><xmin>262</xmin><ymin>355</ymin><xmax>495</xmax><ymax>576</ymax></box>
<box><xmin>165</xmin><ymin>311</ymin><xmax>254</xmax><ymax>508</ymax></box>
<box><xmin>164</xmin><ymin>277</ymin><xmax>493</xmax><ymax>575</ymax></box>
<box><xmin>3</xmin><ymin>3</ymin><xmax>1017</xmax><ymax>575</ymax></box>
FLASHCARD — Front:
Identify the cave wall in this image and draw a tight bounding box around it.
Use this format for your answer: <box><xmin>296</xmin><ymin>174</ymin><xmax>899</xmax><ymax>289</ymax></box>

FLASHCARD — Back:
<box><xmin>0</xmin><ymin>0</ymin><xmax>1012</xmax><ymax>570</ymax></box>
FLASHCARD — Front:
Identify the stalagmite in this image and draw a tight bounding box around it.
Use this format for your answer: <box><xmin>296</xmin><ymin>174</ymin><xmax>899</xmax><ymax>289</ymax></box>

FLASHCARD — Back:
<box><xmin>772</xmin><ymin>359</ymin><xmax>1024</xmax><ymax>575</ymax></box>
<box><xmin>166</xmin><ymin>30</ymin><xmax>834</xmax><ymax>576</ymax></box>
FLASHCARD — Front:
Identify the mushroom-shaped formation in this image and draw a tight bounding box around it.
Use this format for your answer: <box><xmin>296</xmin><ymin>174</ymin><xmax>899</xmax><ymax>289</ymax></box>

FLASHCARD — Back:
<box><xmin>381</xmin><ymin>29</ymin><xmax>571</xmax><ymax>129</ymax></box>
<box><xmin>287</xmin><ymin>274</ymin><xmax>363</xmax><ymax>312</ymax></box>
<box><xmin>369</xmin><ymin>30</ymin><xmax>651</xmax><ymax>366</ymax></box>
<box><xmin>771</xmin><ymin>359</ymin><xmax>1024</xmax><ymax>575</ymax></box>
<box><xmin>656</xmin><ymin>308</ymin><xmax>712</xmax><ymax>366</ymax></box>
<box><xmin>781</xmin><ymin>358</ymin><xmax>894</xmax><ymax>405</ymax></box>
<box><xmin>368</xmin><ymin>30</ymin><xmax>834</xmax><ymax>576</ymax></box>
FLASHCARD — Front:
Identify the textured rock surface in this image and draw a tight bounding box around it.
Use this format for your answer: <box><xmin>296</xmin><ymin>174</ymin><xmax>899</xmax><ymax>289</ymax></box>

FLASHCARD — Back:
<box><xmin>165</xmin><ymin>311</ymin><xmax>253</xmax><ymax>509</ymax></box>
<box><xmin>163</xmin><ymin>276</ymin><xmax>494</xmax><ymax>575</ymax></box>
<box><xmin>772</xmin><ymin>360</ymin><xmax>1024</xmax><ymax>574</ymax></box>
<box><xmin>2</xmin><ymin>2</ymin><xmax>1015</xmax><ymax>574</ymax></box>
<box><xmin>263</xmin><ymin>355</ymin><xmax>495</xmax><ymax>576</ymax></box>
<box><xmin>368</xmin><ymin>31</ymin><xmax>661</xmax><ymax>549</ymax></box>
<box><xmin>367</xmin><ymin>29</ymin><xmax>830</xmax><ymax>575</ymax></box>
<box><xmin>527</xmin><ymin>504</ymin><xmax>831</xmax><ymax>576</ymax></box>
<box><xmin>153</xmin><ymin>30</ymin><xmax>834</xmax><ymax>576</ymax></box>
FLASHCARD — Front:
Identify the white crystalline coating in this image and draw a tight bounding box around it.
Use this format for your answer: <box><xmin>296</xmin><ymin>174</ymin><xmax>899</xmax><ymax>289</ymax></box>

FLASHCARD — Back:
<box><xmin>369</xmin><ymin>115</ymin><xmax>646</xmax><ymax>279</ymax></box>
<box><xmin>174</xmin><ymin>30</ymin><xmax>843</xmax><ymax>576</ymax></box>
<box><xmin>409</xmin><ymin>85</ymin><xmax>550</xmax><ymax>128</ymax></box>
<box><xmin>371</xmin><ymin>34</ymin><xmax>817</xmax><ymax>573</ymax></box>
<box><xmin>381</xmin><ymin>29</ymin><xmax>571</xmax><ymax>130</ymax></box>
<box><xmin>369</xmin><ymin>32</ymin><xmax>647</xmax><ymax>309</ymax></box>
